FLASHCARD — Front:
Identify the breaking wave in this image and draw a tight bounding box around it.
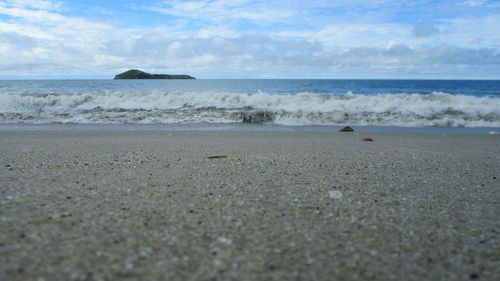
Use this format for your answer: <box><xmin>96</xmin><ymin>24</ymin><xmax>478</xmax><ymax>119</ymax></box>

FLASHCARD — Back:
<box><xmin>0</xmin><ymin>91</ymin><xmax>499</xmax><ymax>127</ymax></box>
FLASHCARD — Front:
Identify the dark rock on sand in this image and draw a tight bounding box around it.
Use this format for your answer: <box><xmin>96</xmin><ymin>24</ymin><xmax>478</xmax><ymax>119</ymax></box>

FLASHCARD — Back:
<box><xmin>242</xmin><ymin>111</ymin><xmax>274</xmax><ymax>123</ymax></box>
<box><xmin>340</xmin><ymin>126</ymin><xmax>354</xmax><ymax>132</ymax></box>
<box><xmin>114</xmin><ymin>69</ymin><xmax>195</xmax><ymax>79</ymax></box>
<box><xmin>362</xmin><ymin>137</ymin><xmax>374</xmax><ymax>141</ymax></box>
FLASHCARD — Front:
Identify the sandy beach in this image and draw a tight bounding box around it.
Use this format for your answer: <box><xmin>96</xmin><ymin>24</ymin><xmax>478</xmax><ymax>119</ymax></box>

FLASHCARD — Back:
<box><xmin>1</xmin><ymin>130</ymin><xmax>499</xmax><ymax>281</ymax></box>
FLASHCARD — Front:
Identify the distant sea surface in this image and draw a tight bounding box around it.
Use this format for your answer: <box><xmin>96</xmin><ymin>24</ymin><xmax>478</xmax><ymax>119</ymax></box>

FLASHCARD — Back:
<box><xmin>0</xmin><ymin>79</ymin><xmax>499</xmax><ymax>128</ymax></box>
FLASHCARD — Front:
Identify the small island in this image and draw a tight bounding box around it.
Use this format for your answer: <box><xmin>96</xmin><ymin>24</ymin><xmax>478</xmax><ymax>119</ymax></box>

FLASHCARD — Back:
<box><xmin>114</xmin><ymin>69</ymin><xmax>195</xmax><ymax>79</ymax></box>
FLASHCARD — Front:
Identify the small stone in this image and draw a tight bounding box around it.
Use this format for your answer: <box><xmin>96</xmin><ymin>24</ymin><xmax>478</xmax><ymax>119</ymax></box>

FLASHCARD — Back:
<box><xmin>340</xmin><ymin>126</ymin><xmax>354</xmax><ymax>132</ymax></box>
<box><xmin>469</xmin><ymin>273</ymin><xmax>479</xmax><ymax>279</ymax></box>
<box><xmin>328</xmin><ymin>190</ymin><xmax>343</xmax><ymax>199</ymax></box>
<box><xmin>124</xmin><ymin>259</ymin><xmax>134</xmax><ymax>271</ymax></box>
<box><xmin>362</xmin><ymin>138</ymin><xmax>374</xmax><ymax>141</ymax></box>
<box><xmin>208</xmin><ymin>155</ymin><xmax>227</xmax><ymax>159</ymax></box>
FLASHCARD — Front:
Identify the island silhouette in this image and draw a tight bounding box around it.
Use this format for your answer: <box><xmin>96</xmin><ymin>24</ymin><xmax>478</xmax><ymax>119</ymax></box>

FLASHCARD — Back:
<box><xmin>114</xmin><ymin>69</ymin><xmax>195</xmax><ymax>79</ymax></box>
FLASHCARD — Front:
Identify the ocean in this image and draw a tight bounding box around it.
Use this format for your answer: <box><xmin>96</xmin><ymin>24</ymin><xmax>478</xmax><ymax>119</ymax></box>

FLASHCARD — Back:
<box><xmin>0</xmin><ymin>79</ymin><xmax>499</xmax><ymax>129</ymax></box>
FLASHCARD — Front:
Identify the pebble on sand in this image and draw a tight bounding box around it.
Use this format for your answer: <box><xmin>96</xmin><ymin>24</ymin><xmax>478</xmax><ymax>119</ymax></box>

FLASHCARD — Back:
<box><xmin>328</xmin><ymin>190</ymin><xmax>343</xmax><ymax>199</ymax></box>
<box><xmin>362</xmin><ymin>138</ymin><xmax>374</xmax><ymax>141</ymax></box>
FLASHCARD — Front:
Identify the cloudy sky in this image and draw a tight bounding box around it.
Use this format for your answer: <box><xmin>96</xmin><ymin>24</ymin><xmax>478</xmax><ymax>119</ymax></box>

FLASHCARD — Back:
<box><xmin>0</xmin><ymin>0</ymin><xmax>499</xmax><ymax>79</ymax></box>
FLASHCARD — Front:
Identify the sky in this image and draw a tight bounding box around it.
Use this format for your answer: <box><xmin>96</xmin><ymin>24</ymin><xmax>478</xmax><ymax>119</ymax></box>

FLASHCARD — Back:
<box><xmin>0</xmin><ymin>0</ymin><xmax>500</xmax><ymax>79</ymax></box>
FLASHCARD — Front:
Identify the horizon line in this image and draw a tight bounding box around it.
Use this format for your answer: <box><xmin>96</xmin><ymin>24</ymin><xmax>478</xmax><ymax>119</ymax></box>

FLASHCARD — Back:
<box><xmin>1</xmin><ymin>77</ymin><xmax>499</xmax><ymax>81</ymax></box>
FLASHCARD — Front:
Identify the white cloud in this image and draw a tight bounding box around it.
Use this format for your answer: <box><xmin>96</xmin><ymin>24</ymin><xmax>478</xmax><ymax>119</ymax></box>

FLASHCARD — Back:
<box><xmin>413</xmin><ymin>23</ymin><xmax>440</xmax><ymax>37</ymax></box>
<box><xmin>149</xmin><ymin>0</ymin><xmax>295</xmax><ymax>23</ymax></box>
<box><xmin>336</xmin><ymin>45</ymin><xmax>500</xmax><ymax>66</ymax></box>
<box><xmin>5</xmin><ymin>0</ymin><xmax>62</xmax><ymax>10</ymax></box>
<box><xmin>196</xmin><ymin>25</ymin><xmax>238</xmax><ymax>38</ymax></box>
<box><xmin>460</xmin><ymin>0</ymin><xmax>500</xmax><ymax>8</ymax></box>
<box><xmin>464</xmin><ymin>0</ymin><xmax>486</xmax><ymax>7</ymax></box>
<box><xmin>98</xmin><ymin>33</ymin><xmax>500</xmax><ymax>75</ymax></box>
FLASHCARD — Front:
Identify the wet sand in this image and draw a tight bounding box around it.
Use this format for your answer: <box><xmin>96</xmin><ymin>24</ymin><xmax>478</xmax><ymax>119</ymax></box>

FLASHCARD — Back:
<box><xmin>1</xmin><ymin>131</ymin><xmax>499</xmax><ymax>281</ymax></box>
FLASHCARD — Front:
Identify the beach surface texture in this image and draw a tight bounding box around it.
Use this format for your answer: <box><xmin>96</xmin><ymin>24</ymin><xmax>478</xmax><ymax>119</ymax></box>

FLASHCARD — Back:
<box><xmin>1</xmin><ymin>131</ymin><xmax>499</xmax><ymax>281</ymax></box>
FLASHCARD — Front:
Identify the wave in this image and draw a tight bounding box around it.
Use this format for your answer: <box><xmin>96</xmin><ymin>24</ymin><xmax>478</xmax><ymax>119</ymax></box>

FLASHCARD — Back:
<box><xmin>0</xmin><ymin>91</ymin><xmax>499</xmax><ymax>127</ymax></box>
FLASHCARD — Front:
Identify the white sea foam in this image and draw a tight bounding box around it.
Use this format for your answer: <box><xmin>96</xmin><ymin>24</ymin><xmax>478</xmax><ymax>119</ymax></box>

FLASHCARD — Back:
<box><xmin>0</xmin><ymin>91</ymin><xmax>499</xmax><ymax>127</ymax></box>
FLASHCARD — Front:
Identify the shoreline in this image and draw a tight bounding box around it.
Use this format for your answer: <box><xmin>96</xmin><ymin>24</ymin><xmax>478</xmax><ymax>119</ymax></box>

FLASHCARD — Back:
<box><xmin>1</xmin><ymin>131</ymin><xmax>499</xmax><ymax>280</ymax></box>
<box><xmin>0</xmin><ymin>123</ymin><xmax>498</xmax><ymax>135</ymax></box>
